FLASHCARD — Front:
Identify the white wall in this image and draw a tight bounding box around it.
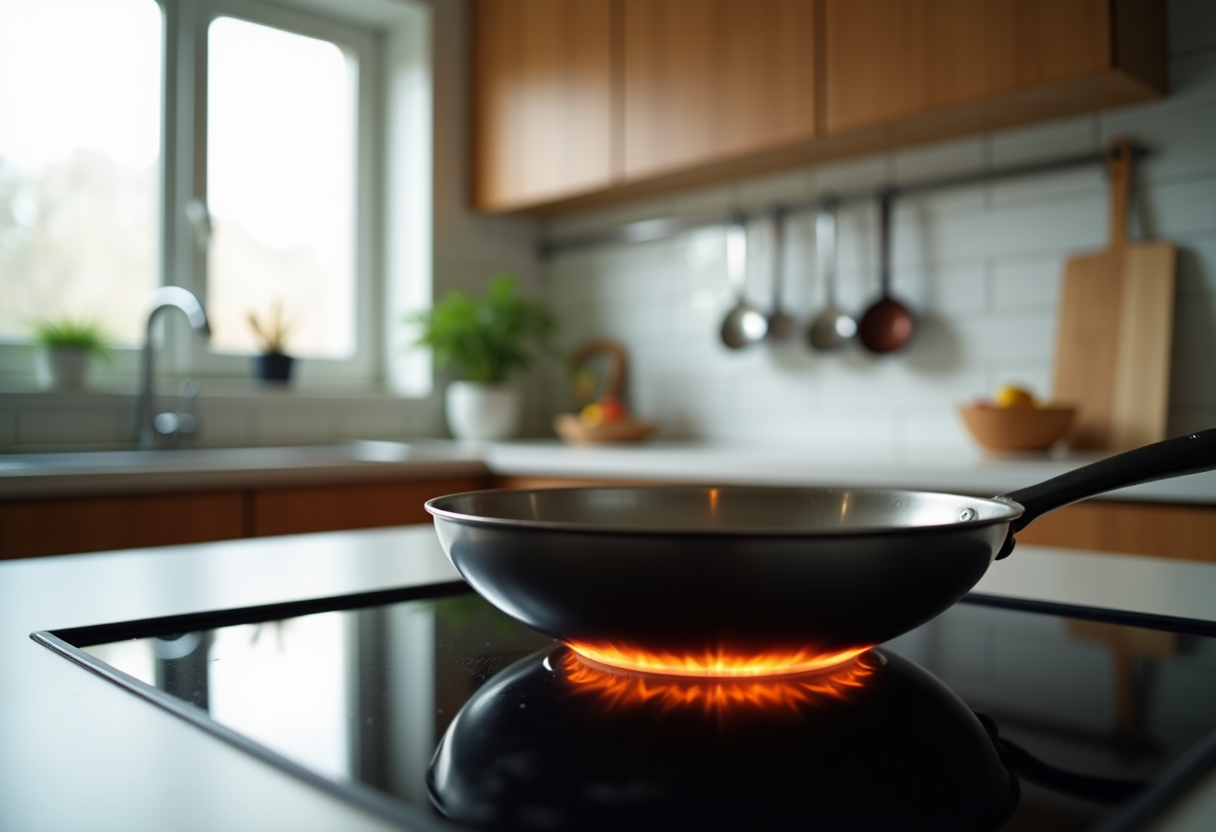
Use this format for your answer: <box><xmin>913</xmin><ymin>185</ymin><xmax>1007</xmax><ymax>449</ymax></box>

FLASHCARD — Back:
<box><xmin>542</xmin><ymin>0</ymin><xmax>1216</xmax><ymax>459</ymax></box>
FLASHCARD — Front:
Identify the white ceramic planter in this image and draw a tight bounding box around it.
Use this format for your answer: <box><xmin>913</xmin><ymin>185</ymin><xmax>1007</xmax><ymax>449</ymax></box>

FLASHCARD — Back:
<box><xmin>445</xmin><ymin>380</ymin><xmax>521</xmax><ymax>441</ymax></box>
<box><xmin>36</xmin><ymin>347</ymin><xmax>90</xmax><ymax>390</ymax></box>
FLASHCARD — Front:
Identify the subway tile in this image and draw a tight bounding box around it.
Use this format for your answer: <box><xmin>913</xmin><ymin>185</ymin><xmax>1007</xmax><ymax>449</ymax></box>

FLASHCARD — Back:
<box><xmin>987</xmin><ymin>117</ymin><xmax>1103</xmax><ymax>208</ymax></box>
<box><xmin>0</xmin><ymin>408</ymin><xmax>16</xmax><ymax>447</ymax></box>
<box><xmin>670</xmin><ymin>183</ymin><xmax>735</xmax><ymax>218</ymax></box>
<box><xmin>337</xmin><ymin>402</ymin><xmax>411</xmax><ymax>439</ymax></box>
<box><xmin>1175</xmin><ymin>236</ymin><xmax>1216</xmax><ymax>296</ymax></box>
<box><xmin>1166</xmin><ymin>49</ymin><xmax>1216</xmax><ymax>109</ymax></box>
<box><xmin>251</xmin><ymin>402</ymin><xmax>336</xmax><ymax>443</ymax></box>
<box><xmin>894</xmin><ymin>136</ymin><xmax>985</xmax><ymax>183</ymax></box>
<box><xmin>1145</xmin><ymin>174</ymin><xmax>1216</xmax><ymax>239</ymax></box>
<box><xmin>1168</xmin><ymin>406</ymin><xmax>1216</xmax><ymax>437</ymax></box>
<box><xmin>1170</xmin><ymin>0</ymin><xmax>1216</xmax><ymax>55</ymax></box>
<box><xmin>812</xmin><ymin>154</ymin><xmax>891</xmax><ymax>196</ymax></box>
<box><xmin>1102</xmin><ymin>98</ymin><xmax>1216</xmax><ymax>186</ymax></box>
<box><xmin>193</xmin><ymin>402</ymin><xmax>251</xmax><ymax>446</ymax></box>
<box><xmin>18</xmin><ymin>406</ymin><xmax>128</xmax><ymax>447</ymax></box>
<box><xmin>991</xmin><ymin>254</ymin><xmax>1066</xmax><ymax>312</ymax></box>
<box><xmin>734</xmin><ymin>168</ymin><xmax>812</xmax><ymax>211</ymax></box>
<box><xmin>988</xmin><ymin>118</ymin><xmax>1100</xmax><ymax>167</ymax></box>
<box><xmin>902</xmin><ymin>405</ymin><xmax>977</xmax><ymax>456</ymax></box>
<box><xmin>1170</xmin><ymin>292</ymin><xmax>1216</xmax><ymax>406</ymax></box>
<box><xmin>799</xmin><ymin>408</ymin><xmax>900</xmax><ymax>457</ymax></box>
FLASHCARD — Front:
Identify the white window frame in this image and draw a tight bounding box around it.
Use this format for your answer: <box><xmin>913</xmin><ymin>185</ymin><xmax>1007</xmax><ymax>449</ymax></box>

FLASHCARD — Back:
<box><xmin>162</xmin><ymin>0</ymin><xmax>381</xmax><ymax>386</ymax></box>
<box><xmin>0</xmin><ymin>0</ymin><xmax>433</xmax><ymax>397</ymax></box>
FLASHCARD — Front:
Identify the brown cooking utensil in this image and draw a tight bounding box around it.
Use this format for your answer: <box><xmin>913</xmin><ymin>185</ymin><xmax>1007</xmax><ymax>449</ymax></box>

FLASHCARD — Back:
<box><xmin>858</xmin><ymin>189</ymin><xmax>915</xmax><ymax>353</ymax></box>
<box><xmin>1052</xmin><ymin>138</ymin><xmax>1176</xmax><ymax>450</ymax></box>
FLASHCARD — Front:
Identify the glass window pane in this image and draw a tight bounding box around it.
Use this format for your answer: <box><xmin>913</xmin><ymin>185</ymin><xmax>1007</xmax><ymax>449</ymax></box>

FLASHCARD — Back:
<box><xmin>0</xmin><ymin>0</ymin><xmax>162</xmax><ymax>346</ymax></box>
<box><xmin>206</xmin><ymin>16</ymin><xmax>357</xmax><ymax>359</ymax></box>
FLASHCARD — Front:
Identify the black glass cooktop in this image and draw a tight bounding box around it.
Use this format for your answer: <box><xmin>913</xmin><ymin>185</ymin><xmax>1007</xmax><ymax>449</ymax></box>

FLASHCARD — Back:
<box><xmin>35</xmin><ymin>587</ymin><xmax>1216</xmax><ymax>832</ymax></box>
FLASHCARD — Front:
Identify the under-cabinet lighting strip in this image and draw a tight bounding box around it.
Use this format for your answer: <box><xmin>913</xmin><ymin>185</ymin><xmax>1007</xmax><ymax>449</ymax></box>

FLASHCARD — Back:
<box><xmin>538</xmin><ymin>144</ymin><xmax>1147</xmax><ymax>258</ymax></box>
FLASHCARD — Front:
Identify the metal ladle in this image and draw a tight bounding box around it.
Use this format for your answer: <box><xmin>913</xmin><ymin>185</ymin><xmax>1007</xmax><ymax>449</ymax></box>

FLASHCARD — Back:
<box><xmin>719</xmin><ymin>216</ymin><xmax>768</xmax><ymax>349</ymax></box>
<box><xmin>858</xmin><ymin>190</ymin><xmax>915</xmax><ymax>354</ymax></box>
<box><xmin>765</xmin><ymin>206</ymin><xmax>795</xmax><ymax>340</ymax></box>
<box><xmin>807</xmin><ymin>195</ymin><xmax>856</xmax><ymax>351</ymax></box>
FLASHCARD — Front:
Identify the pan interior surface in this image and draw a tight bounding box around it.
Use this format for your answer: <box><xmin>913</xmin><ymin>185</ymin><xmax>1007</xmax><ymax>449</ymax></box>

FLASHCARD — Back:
<box><xmin>427</xmin><ymin>486</ymin><xmax>1021</xmax><ymax>535</ymax></box>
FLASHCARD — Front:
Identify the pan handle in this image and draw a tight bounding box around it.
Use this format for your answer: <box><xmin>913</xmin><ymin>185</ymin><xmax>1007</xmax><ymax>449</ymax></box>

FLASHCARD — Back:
<box><xmin>996</xmin><ymin>428</ymin><xmax>1216</xmax><ymax>559</ymax></box>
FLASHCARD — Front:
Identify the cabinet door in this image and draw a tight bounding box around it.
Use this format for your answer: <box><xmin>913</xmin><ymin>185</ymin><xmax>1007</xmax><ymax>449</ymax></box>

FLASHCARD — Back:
<box><xmin>622</xmin><ymin>0</ymin><xmax>817</xmax><ymax>181</ymax></box>
<box><xmin>0</xmin><ymin>492</ymin><xmax>248</xmax><ymax>559</ymax></box>
<box><xmin>252</xmin><ymin>477</ymin><xmax>487</xmax><ymax>537</ymax></box>
<box><xmin>824</xmin><ymin>0</ymin><xmax>1113</xmax><ymax>135</ymax></box>
<box><xmin>472</xmin><ymin>0</ymin><xmax>615</xmax><ymax>211</ymax></box>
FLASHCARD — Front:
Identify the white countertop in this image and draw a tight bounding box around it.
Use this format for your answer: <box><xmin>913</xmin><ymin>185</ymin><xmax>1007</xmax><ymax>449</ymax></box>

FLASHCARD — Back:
<box><xmin>2</xmin><ymin>525</ymin><xmax>1216</xmax><ymax>832</ymax></box>
<box><xmin>483</xmin><ymin>441</ymin><xmax>1216</xmax><ymax>504</ymax></box>
<box><xmin>3</xmin><ymin>438</ymin><xmax>1215</xmax><ymax>504</ymax></box>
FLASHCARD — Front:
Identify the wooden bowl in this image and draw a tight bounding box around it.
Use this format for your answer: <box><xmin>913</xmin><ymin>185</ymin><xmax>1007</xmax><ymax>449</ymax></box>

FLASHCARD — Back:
<box><xmin>553</xmin><ymin>413</ymin><xmax>657</xmax><ymax>445</ymax></box>
<box><xmin>958</xmin><ymin>404</ymin><xmax>1075</xmax><ymax>452</ymax></box>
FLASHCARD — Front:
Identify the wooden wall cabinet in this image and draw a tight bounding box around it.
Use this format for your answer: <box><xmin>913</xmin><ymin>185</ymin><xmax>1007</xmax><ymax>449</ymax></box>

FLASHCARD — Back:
<box><xmin>470</xmin><ymin>0</ymin><xmax>1164</xmax><ymax>214</ymax></box>
<box><xmin>822</xmin><ymin>0</ymin><xmax>1165</xmax><ymax>139</ymax></box>
<box><xmin>620</xmin><ymin>0</ymin><xmax>817</xmax><ymax>181</ymax></box>
<box><xmin>472</xmin><ymin>0</ymin><xmax>616</xmax><ymax>211</ymax></box>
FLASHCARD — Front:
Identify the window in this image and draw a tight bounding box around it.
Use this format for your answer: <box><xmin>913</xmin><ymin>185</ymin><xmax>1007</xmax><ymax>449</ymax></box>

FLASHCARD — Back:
<box><xmin>205</xmin><ymin>15</ymin><xmax>359</xmax><ymax>360</ymax></box>
<box><xmin>0</xmin><ymin>0</ymin><xmax>162</xmax><ymax>346</ymax></box>
<box><xmin>0</xmin><ymin>0</ymin><xmax>428</xmax><ymax>389</ymax></box>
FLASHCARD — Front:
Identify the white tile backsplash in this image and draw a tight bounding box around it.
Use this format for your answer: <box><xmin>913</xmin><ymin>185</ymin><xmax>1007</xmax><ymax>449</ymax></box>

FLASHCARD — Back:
<box><xmin>543</xmin><ymin>9</ymin><xmax>1216</xmax><ymax>449</ymax></box>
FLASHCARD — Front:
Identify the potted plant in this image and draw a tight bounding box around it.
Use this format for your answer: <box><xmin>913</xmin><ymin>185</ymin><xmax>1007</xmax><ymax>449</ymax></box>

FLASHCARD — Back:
<box><xmin>30</xmin><ymin>317</ymin><xmax>111</xmax><ymax>390</ymax></box>
<box><xmin>247</xmin><ymin>304</ymin><xmax>295</xmax><ymax>384</ymax></box>
<box><xmin>410</xmin><ymin>275</ymin><xmax>557</xmax><ymax>440</ymax></box>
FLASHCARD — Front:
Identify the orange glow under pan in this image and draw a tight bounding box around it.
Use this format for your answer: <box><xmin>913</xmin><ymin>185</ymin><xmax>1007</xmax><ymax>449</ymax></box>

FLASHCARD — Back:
<box><xmin>565</xmin><ymin>641</ymin><xmax>872</xmax><ymax>678</ymax></box>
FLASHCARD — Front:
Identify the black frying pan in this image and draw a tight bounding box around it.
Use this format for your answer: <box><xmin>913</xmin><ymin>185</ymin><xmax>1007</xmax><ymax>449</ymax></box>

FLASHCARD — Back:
<box><xmin>426</xmin><ymin>429</ymin><xmax>1216</xmax><ymax>677</ymax></box>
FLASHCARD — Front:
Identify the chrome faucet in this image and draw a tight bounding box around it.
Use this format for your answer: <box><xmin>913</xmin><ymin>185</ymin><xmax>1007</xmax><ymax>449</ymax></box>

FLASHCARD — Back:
<box><xmin>138</xmin><ymin>287</ymin><xmax>211</xmax><ymax>449</ymax></box>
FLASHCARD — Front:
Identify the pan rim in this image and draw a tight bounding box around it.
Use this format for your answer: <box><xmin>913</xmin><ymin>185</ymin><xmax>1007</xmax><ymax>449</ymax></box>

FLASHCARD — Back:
<box><xmin>424</xmin><ymin>485</ymin><xmax>1025</xmax><ymax>537</ymax></box>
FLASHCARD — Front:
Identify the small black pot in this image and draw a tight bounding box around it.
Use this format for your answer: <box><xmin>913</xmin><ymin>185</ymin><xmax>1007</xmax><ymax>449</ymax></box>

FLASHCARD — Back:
<box><xmin>254</xmin><ymin>352</ymin><xmax>294</xmax><ymax>384</ymax></box>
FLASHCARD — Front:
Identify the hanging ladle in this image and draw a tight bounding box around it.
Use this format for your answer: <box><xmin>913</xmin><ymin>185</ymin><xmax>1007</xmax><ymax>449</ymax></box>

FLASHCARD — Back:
<box><xmin>766</xmin><ymin>205</ymin><xmax>795</xmax><ymax>340</ymax></box>
<box><xmin>807</xmin><ymin>194</ymin><xmax>856</xmax><ymax>351</ymax></box>
<box><xmin>858</xmin><ymin>189</ymin><xmax>915</xmax><ymax>354</ymax></box>
<box><xmin>719</xmin><ymin>215</ymin><xmax>768</xmax><ymax>349</ymax></box>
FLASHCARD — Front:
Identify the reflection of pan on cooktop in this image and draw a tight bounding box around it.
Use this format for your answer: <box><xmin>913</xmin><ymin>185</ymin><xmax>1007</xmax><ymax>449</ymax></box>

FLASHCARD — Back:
<box><xmin>429</xmin><ymin>645</ymin><xmax>1020</xmax><ymax>832</ymax></box>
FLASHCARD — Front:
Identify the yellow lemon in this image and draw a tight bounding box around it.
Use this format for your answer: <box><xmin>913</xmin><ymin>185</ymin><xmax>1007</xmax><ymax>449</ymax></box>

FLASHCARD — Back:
<box><xmin>994</xmin><ymin>384</ymin><xmax>1037</xmax><ymax>409</ymax></box>
<box><xmin>580</xmin><ymin>402</ymin><xmax>604</xmax><ymax>426</ymax></box>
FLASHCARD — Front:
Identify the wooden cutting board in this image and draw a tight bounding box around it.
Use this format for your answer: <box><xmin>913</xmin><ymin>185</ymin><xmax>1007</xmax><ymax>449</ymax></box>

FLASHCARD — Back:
<box><xmin>1051</xmin><ymin>138</ymin><xmax>1176</xmax><ymax>450</ymax></box>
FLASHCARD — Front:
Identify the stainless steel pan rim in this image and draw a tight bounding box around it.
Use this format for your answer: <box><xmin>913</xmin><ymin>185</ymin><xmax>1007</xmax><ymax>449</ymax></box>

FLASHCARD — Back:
<box><xmin>425</xmin><ymin>485</ymin><xmax>1026</xmax><ymax>537</ymax></box>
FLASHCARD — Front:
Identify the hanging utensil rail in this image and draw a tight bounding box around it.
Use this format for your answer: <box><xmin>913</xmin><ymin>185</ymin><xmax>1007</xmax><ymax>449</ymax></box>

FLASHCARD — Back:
<box><xmin>537</xmin><ymin>144</ymin><xmax>1147</xmax><ymax>259</ymax></box>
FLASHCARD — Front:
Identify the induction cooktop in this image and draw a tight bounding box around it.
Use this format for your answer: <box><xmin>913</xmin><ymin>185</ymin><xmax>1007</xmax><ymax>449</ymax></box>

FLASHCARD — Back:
<box><xmin>34</xmin><ymin>586</ymin><xmax>1216</xmax><ymax>832</ymax></box>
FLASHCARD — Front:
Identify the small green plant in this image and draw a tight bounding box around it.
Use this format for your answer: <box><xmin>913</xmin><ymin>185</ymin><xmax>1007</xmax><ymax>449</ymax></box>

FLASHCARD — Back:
<box><xmin>410</xmin><ymin>275</ymin><xmax>557</xmax><ymax>382</ymax></box>
<box><xmin>247</xmin><ymin>303</ymin><xmax>293</xmax><ymax>354</ymax></box>
<box><xmin>30</xmin><ymin>317</ymin><xmax>111</xmax><ymax>357</ymax></box>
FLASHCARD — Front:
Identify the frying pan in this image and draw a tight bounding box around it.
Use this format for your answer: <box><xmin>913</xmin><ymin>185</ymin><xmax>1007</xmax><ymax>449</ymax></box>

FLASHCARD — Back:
<box><xmin>426</xmin><ymin>429</ymin><xmax>1216</xmax><ymax>676</ymax></box>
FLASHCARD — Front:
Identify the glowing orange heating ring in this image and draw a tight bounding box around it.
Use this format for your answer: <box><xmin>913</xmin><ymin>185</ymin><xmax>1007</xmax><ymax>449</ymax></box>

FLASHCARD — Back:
<box><xmin>565</xmin><ymin>641</ymin><xmax>873</xmax><ymax>678</ymax></box>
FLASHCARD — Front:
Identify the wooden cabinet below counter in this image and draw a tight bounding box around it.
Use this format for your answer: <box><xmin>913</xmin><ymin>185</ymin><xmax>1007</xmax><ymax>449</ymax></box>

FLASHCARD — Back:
<box><xmin>0</xmin><ymin>476</ymin><xmax>488</xmax><ymax>560</ymax></box>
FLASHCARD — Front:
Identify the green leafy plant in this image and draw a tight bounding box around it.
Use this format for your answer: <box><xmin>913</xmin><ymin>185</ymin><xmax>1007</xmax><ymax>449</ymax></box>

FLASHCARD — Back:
<box><xmin>29</xmin><ymin>317</ymin><xmax>111</xmax><ymax>358</ymax></box>
<box><xmin>247</xmin><ymin>303</ymin><xmax>293</xmax><ymax>355</ymax></box>
<box><xmin>410</xmin><ymin>275</ymin><xmax>557</xmax><ymax>382</ymax></box>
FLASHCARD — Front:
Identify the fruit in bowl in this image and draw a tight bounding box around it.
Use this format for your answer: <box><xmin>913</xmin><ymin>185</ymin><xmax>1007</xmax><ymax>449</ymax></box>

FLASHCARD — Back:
<box><xmin>959</xmin><ymin>385</ymin><xmax>1075</xmax><ymax>452</ymax></box>
<box><xmin>554</xmin><ymin>394</ymin><xmax>656</xmax><ymax>445</ymax></box>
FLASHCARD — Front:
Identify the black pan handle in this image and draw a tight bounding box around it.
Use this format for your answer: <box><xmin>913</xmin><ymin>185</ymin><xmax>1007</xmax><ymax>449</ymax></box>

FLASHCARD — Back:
<box><xmin>996</xmin><ymin>428</ymin><xmax>1216</xmax><ymax>559</ymax></box>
